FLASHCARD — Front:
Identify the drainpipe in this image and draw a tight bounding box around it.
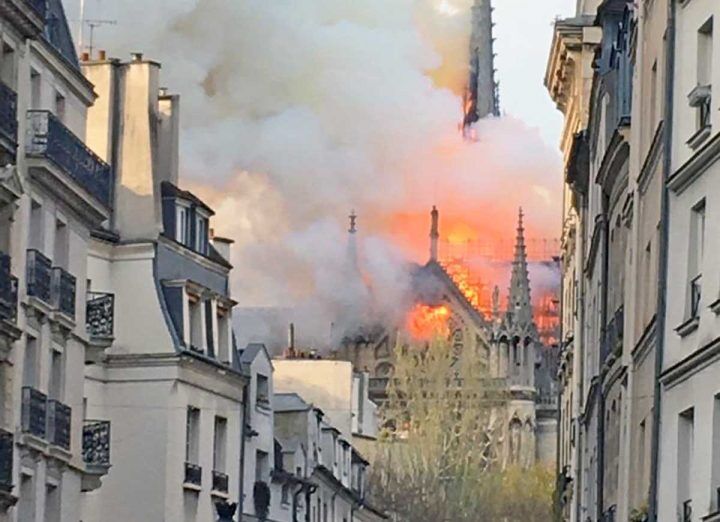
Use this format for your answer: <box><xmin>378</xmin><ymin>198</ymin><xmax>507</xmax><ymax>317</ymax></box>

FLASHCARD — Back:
<box><xmin>597</xmin><ymin>191</ymin><xmax>611</xmax><ymax>521</ymax></box>
<box><xmin>239</xmin><ymin>380</ymin><xmax>250</xmax><ymax>522</ymax></box>
<box><xmin>576</xmin><ymin>194</ymin><xmax>588</xmax><ymax>522</ymax></box>
<box><xmin>648</xmin><ymin>1</ymin><xmax>676</xmax><ymax>520</ymax></box>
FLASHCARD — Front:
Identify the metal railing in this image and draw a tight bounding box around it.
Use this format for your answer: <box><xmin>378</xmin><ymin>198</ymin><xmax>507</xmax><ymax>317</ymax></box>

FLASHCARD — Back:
<box><xmin>0</xmin><ymin>429</ymin><xmax>12</xmax><ymax>492</ymax></box>
<box><xmin>0</xmin><ymin>81</ymin><xmax>17</xmax><ymax>150</ymax></box>
<box><xmin>51</xmin><ymin>267</ymin><xmax>76</xmax><ymax>318</ymax></box>
<box><xmin>184</xmin><ymin>462</ymin><xmax>202</xmax><ymax>487</ymax></box>
<box><xmin>26</xmin><ymin>249</ymin><xmax>52</xmax><ymax>304</ymax></box>
<box><xmin>690</xmin><ymin>275</ymin><xmax>702</xmax><ymax>319</ymax></box>
<box><xmin>47</xmin><ymin>399</ymin><xmax>71</xmax><ymax>450</ymax></box>
<box><xmin>21</xmin><ymin>387</ymin><xmax>47</xmax><ymax>439</ymax></box>
<box><xmin>86</xmin><ymin>292</ymin><xmax>114</xmax><ymax>338</ymax></box>
<box><xmin>682</xmin><ymin>499</ymin><xmax>692</xmax><ymax>522</ymax></box>
<box><xmin>25</xmin><ymin>111</ymin><xmax>112</xmax><ymax>207</ymax></box>
<box><xmin>83</xmin><ymin>420</ymin><xmax>110</xmax><ymax>467</ymax></box>
<box><xmin>212</xmin><ymin>470</ymin><xmax>229</xmax><ymax>494</ymax></box>
<box><xmin>26</xmin><ymin>0</ymin><xmax>47</xmax><ymax>17</ymax></box>
<box><xmin>0</xmin><ymin>252</ymin><xmax>17</xmax><ymax>322</ymax></box>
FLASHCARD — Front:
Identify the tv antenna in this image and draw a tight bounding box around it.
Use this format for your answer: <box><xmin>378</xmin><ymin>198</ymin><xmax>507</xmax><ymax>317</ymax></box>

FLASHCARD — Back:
<box><xmin>77</xmin><ymin>0</ymin><xmax>117</xmax><ymax>57</ymax></box>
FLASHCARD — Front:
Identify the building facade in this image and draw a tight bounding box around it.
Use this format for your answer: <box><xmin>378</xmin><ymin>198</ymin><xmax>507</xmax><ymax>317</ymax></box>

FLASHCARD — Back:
<box><xmin>0</xmin><ymin>1</ymin><xmax>114</xmax><ymax>520</ymax></box>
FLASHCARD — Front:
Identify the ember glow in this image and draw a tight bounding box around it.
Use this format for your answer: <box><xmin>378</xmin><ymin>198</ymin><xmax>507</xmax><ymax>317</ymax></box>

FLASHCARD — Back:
<box><xmin>406</xmin><ymin>304</ymin><xmax>451</xmax><ymax>340</ymax></box>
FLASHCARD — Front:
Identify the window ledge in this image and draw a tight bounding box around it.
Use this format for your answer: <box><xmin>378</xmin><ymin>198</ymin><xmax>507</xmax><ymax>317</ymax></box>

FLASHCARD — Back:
<box><xmin>675</xmin><ymin>316</ymin><xmax>700</xmax><ymax>337</ymax></box>
<box><xmin>211</xmin><ymin>490</ymin><xmax>229</xmax><ymax>499</ymax></box>
<box><xmin>702</xmin><ymin>510</ymin><xmax>720</xmax><ymax>522</ymax></box>
<box><xmin>182</xmin><ymin>482</ymin><xmax>202</xmax><ymax>492</ymax></box>
<box><xmin>689</xmin><ymin>84</ymin><xmax>712</xmax><ymax>107</ymax></box>
<box><xmin>688</xmin><ymin>125</ymin><xmax>712</xmax><ymax>150</ymax></box>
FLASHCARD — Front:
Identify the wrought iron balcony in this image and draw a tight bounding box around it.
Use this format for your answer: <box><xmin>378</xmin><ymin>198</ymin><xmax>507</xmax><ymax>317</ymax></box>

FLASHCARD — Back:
<box><xmin>21</xmin><ymin>387</ymin><xmax>47</xmax><ymax>439</ymax></box>
<box><xmin>26</xmin><ymin>249</ymin><xmax>52</xmax><ymax>304</ymax></box>
<box><xmin>25</xmin><ymin>111</ymin><xmax>112</xmax><ymax>207</ymax></box>
<box><xmin>212</xmin><ymin>471</ymin><xmax>229</xmax><ymax>494</ymax></box>
<box><xmin>83</xmin><ymin>420</ymin><xmax>110</xmax><ymax>467</ymax></box>
<box><xmin>51</xmin><ymin>267</ymin><xmax>76</xmax><ymax>319</ymax></box>
<box><xmin>86</xmin><ymin>292</ymin><xmax>114</xmax><ymax>339</ymax></box>
<box><xmin>0</xmin><ymin>252</ymin><xmax>17</xmax><ymax>323</ymax></box>
<box><xmin>184</xmin><ymin>462</ymin><xmax>202</xmax><ymax>487</ymax></box>
<box><xmin>47</xmin><ymin>399</ymin><xmax>71</xmax><ymax>450</ymax></box>
<box><xmin>0</xmin><ymin>81</ymin><xmax>17</xmax><ymax>155</ymax></box>
<box><xmin>0</xmin><ymin>429</ymin><xmax>12</xmax><ymax>492</ymax></box>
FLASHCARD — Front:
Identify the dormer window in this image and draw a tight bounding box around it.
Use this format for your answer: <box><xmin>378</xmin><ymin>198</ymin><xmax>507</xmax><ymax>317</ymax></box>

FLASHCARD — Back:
<box><xmin>195</xmin><ymin>213</ymin><xmax>209</xmax><ymax>255</ymax></box>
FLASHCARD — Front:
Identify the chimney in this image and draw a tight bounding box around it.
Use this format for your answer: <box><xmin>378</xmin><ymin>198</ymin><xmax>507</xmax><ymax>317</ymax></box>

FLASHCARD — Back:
<box><xmin>81</xmin><ymin>51</ymin><xmax>90</xmax><ymax>62</ymax></box>
<box><xmin>288</xmin><ymin>323</ymin><xmax>295</xmax><ymax>350</ymax></box>
<box><xmin>131</xmin><ymin>52</ymin><xmax>143</xmax><ymax>62</ymax></box>
<box><xmin>211</xmin><ymin>235</ymin><xmax>234</xmax><ymax>264</ymax></box>
<box><xmin>98</xmin><ymin>49</ymin><xmax>107</xmax><ymax>61</ymax></box>
<box><xmin>429</xmin><ymin>205</ymin><xmax>439</xmax><ymax>262</ymax></box>
<box><xmin>157</xmin><ymin>87</ymin><xmax>180</xmax><ymax>184</ymax></box>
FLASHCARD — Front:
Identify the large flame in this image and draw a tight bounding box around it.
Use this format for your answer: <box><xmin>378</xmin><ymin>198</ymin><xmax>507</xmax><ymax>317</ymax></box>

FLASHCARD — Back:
<box><xmin>406</xmin><ymin>304</ymin><xmax>451</xmax><ymax>340</ymax></box>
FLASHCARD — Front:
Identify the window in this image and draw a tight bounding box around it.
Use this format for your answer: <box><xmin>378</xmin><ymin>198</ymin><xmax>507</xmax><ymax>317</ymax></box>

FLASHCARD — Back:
<box><xmin>690</xmin><ymin>18</ymin><xmax>714</xmax><ymax>134</ymax></box>
<box><xmin>48</xmin><ymin>349</ymin><xmax>64</xmax><ymax>401</ymax></box>
<box><xmin>256</xmin><ymin>450</ymin><xmax>269</xmax><ymax>482</ymax></box>
<box><xmin>176</xmin><ymin>205</ymin><xmax>189</xmax><ymax>246</ymax></box>
<box><xmin>188</xmin><ymin>295</ymin><xmax>204</xmax><ymax>352</ymax></box>
<box><xmin>650</xmin><ymin>60</ymin><xmax>658</xmax><ymax>130</ymax></box>
<box><xmin>185</xmin><ymin>406</ymin><xmax>200</xmax><ymax>465</ymax></box>
<box><xmin>688</xmin><ymin>201</ymin><xmax>706</xmax><ymax>319</ymax></box>
<box><xmin>23</xmin><ymin>336</ymin><xmax>38</xmax><ymax>388</ymax></box>
<box><xmin>44</xmin><ymin>483</ymin><xmax>60</xmax><ymax>522</ymax></box>
<box><xmin>53</xmin><ymin>219</ymin><xmax>68</xmax><ymax>270</ymax></box>
<box><xmin>196</xmin><ymin>216</ymin><xmax>208</xmax><ymax>255</ymax></box>
<box><xmin>0</xmin><ymin>43</ymin><xmax>16</xmax><ymax>88</ymax></box>
<box><xmin>54</xmin><ymin>91</ymin><xmax>65</xmax><ymax>123</ymax></box>
<box><xmin>29</xmin><ymin>200</ymin><xmax>43</xmax><ymax>251</ymax></box>
<box><xmin>678</xmin><ymin>408</ymin><xmax>695</xmax><ymax>520</ymax></box>
<box><xmin>217</xmin><ymin>308</ymin><xmax>230</xmax><ymax>363</ymax></box>
<box><xmin>213</xmin><ymin>416</ymin><xmax>227</xmax><ymax>473</ymax></box>
<box><xmin>256</xmin><ymin>375</ymin><xmax>269</xmax><ymax>407</ymax></box>
<box><xmin>30</xmin><ymin>69</ymin><xmax>41</xmax><ymax>109</ymax></box>
<box><xmin>281</xmin><ymin>483</ymin><xmax>290</xmax><ymax>505</ymax></box>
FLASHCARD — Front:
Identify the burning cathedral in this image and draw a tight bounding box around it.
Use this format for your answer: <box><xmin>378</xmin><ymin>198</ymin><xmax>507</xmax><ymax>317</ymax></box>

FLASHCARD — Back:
<box><xmin>333</xmin><ymin>207</ymin><xmax>559</xmax><ymax>468</ymax></box>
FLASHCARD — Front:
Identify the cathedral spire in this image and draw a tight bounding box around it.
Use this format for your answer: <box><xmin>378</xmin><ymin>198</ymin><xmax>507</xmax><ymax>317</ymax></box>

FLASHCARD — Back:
<box><xmin>465</xmin><ymin>0</ymin><xmax>500</xmax><ymax>127</ymax></box>
<box><xmin>429</xmin><ymin>206</ymin><xmax>439</xmax><ymax>263</ymax></box>
<box><xmin>507</xmin><ymin>208</ymin><xmax>533</xmax><ymax>327</ymax></box>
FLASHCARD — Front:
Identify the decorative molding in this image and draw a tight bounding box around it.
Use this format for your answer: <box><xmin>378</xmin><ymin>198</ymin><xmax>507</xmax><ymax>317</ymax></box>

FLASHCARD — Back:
<box><xmin>661</xmin><ymin>336</ymin><xmax>720</xmax><ymax>389</ymax></box>
<box><xmin>668</xmin><ymin>131</ymin><xmax>720</xmax><ymax>195</ymax></box>
<box><xmin>675</xmin><ymin>316</ymin><xmax>699</xmax><ymax>338</ymax></box>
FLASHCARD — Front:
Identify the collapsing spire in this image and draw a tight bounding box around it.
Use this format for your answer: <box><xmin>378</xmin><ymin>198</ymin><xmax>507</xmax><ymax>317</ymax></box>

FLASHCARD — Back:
<box><xmin>507</xmin><ymin>208</ymin><xmax>533</xmax><ymax>327</ymax></box>
<box><xmin>347</xmin><ymin>210</ymin><xmax>359</xmax><ymax>272</ymax></box>
<box><xmin>465</xmin><ymin>0</ymin><xmax>500</xmax><ymax>126</ymax></box>
<box><xmin>429</xmin><ymin>206</ymin><xmax>439</xmax><ymax>263</ymax></box>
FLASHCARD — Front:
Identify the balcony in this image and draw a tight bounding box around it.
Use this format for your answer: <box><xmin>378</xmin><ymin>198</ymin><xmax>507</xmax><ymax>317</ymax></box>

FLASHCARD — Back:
<box><xmin>184</xmin><ymin>462</ymin><xmax>202</xmax><ymax>490</ymax></box>
<box><xmin>212</xmin><ymin>471</ymin><xmax>229</xmax><ymax>495</ymax></box>
<box><xmin>47</xmin><ymin>399</ymin><xmax>71</xmax><ymax>451</ymax></box>
<box><xmin>86</xmin><ymin>292</ymin><xmax>114</xmax><ymax>339</ymax></box>
<box><xmin>0</xmin><ymin>81</ymin><xmax>17</xmax><ymax>158</ymax></box>
<box><xmin>0</xmin><ymin>253</ymin><xmax>17</xmax><ymax>324</ymax></box>
<box><xmin>25</xmin><ymin>111</ymin><xmax>112</xmax><ymax>219</ymax></box>
<box><xmin>21</xmin><ymin>387</ymin><xmax>46</xmax><ymax>440</ymax></box>
<box><xmin>26</xmin><ymin>249</ymin><xmax>52</xmax><ymax>305</ymax></box>
<box><xmin>51</xmin><ymin>267</ymin><xmax>76</xmax><ymax>320</ymax></box>
<box><xmin>81</xmin><ymin>420</ymin><xmax>110</xmax><ymax>491</ymax></box>
<box><xmin>0</xmin><ymin>0</ymin><xmax>46</xmax><ymax>37</ymax></box>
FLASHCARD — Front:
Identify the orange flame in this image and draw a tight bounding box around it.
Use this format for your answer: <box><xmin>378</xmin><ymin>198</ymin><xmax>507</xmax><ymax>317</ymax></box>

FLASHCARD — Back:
<box><xmin>406</xmin><ymin>304</ymin><xmax>451</xmax><ymax>340</ymax></box>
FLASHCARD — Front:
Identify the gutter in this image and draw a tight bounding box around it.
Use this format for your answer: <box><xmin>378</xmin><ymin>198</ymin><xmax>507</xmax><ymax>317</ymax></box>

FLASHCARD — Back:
<box><xmin>239</xmin><ymin>380</ymin><xmax>250</xmax><ymax>522</ymax></box>
<box><xmin>648</xmin><ymin>0</ymin><xmax>676</xmax><ymax>520</ymax></box>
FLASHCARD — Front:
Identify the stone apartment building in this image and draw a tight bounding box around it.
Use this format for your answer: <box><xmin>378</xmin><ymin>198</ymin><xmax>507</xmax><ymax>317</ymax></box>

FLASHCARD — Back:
<box><xmin>0</xmin><ymin>1</ymin><xmax>114</xmax><ymax>521</ymax></box>
<box><xmin>546</xmin><ymin>0</ymin><xmax>720</xmax><ymax>521</ymax></box>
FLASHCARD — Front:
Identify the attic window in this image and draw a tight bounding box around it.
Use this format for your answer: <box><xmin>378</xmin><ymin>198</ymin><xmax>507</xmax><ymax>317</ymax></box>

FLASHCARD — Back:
<box><xmin>196</xmin><ymin>214</ymin><xmax>209</xmax><ymax>255</ymax></box>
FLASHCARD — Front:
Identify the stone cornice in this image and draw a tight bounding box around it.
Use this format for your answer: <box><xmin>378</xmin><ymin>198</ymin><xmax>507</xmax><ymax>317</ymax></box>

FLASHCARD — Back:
<box><xmin>668</xmin><ymin>131</ymin><xmax>720</xmax><ymax>195</ymax></box>
<box><xmin>660</xmin><ymin>336</ymin><xmax>720</xmax><ymax>390</ymax></box>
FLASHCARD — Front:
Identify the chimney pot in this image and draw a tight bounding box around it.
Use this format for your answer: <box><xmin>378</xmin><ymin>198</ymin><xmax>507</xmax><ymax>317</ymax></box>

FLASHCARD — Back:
<box><xmin>159</xmin><ymin>87</ymin><xmax>169</xmax><ymax>97</ymax></box>
<box><xmin>81</xmin><ymin>51</ymin><xmax>90</xmax><ymax>62</ymax></box>
<box><xmin>131</xmin><ymin>52</ymin><xmax>143</xmax><ymax>62</ymax></box>
<box><xmin>98</xmin><ymin>50</ymin><xmax>107</xmax><ymax>61</ymax></box>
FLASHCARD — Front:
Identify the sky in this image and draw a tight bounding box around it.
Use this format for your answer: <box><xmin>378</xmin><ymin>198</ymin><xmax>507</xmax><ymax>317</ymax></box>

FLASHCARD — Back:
<box><xmin>65</xmin><ymin>0</ymin><xmax>575</xmax><ymax>148</ymax></box>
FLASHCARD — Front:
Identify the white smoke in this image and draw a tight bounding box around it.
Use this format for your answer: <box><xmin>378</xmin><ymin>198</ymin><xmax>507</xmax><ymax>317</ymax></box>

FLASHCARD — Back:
<box><xmin>69</xmin><ymin>0</ymin><xmax>564</xmax><ymax>349</ymax></box>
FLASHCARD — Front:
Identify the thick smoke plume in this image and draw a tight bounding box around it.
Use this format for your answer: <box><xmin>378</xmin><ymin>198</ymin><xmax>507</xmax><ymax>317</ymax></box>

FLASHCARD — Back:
<box><xmin>72</xmin><ymin>0</ymin><xmax>562</xmax><ymax>349</ymax></box>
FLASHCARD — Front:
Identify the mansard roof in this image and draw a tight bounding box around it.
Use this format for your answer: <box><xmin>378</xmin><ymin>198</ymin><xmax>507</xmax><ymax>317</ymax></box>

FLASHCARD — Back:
<box><xmin>44</xmin><ymin>0</ymin><xmax>80</xmax><ymax>69</ymax></box>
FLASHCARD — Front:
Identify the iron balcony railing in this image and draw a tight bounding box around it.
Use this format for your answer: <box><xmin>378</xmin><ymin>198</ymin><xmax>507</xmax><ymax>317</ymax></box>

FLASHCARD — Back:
<box><xmin>682</xmin><ymin>499</ymin><xmax>692</xmax><ymax>522</ymax></box>
<box><xmin>212</xmin><ymin>471</ymin><xmax>229</xmax><ymax>494</ymax></box>
<box><xmin>21</xmin><ymin>387</ymin><xmax>47</xmax><ymax>439</ymax></box>
<box><xmin>0</xmin><ymin>81</ymin><xmax>17</xmax><ymax>151</ymax></box>
<box><xmin>47</xmin><ymin>399</ymin><xmax>71</xmax><ymax>450</ymax></box>
<box><xmin>83</xmin><ymin>420</ymin><xmax>110</xmax><ymax>467</ymax></box>
<box><xmin>690</xmin><ymin>275</ymin><xmax>702</xmax><ymax>319</ymax></box>
<box><xmin>184</xmin><ymin>462</ymin><xmax>202</xmax><ymax>487</ymax></box>
<box><xmin>51</xmin><ymin>267</ymin><xmax>76</xmax><ymax>319</ymax></box>
<box><xmin>26</xmin><ymin>0</ymin><xmax>47</xmax><ymax>17</ymax></box>
<box><xmin>25</xmin><ymin>111</ymin><xmax>112</xmax><ymax>207</ymax></box>
<box><xmin>0</xmin><ymin>252</ymin><xmax>17</xmax><ymax>322</ymax></box>
<box><xmin>26</xmin><ymin>249</ymin><xmax>52</xmax><ymax>304</ymax></box>
<box><xmin>0</xmin><ymin>429</ymin><xmax>12</xmax><ymax>492</ymax></box>
<box><xmin>86</xmin><ymin>292</ymin><xmax>114</xmax><ymax>338</ymax></box>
